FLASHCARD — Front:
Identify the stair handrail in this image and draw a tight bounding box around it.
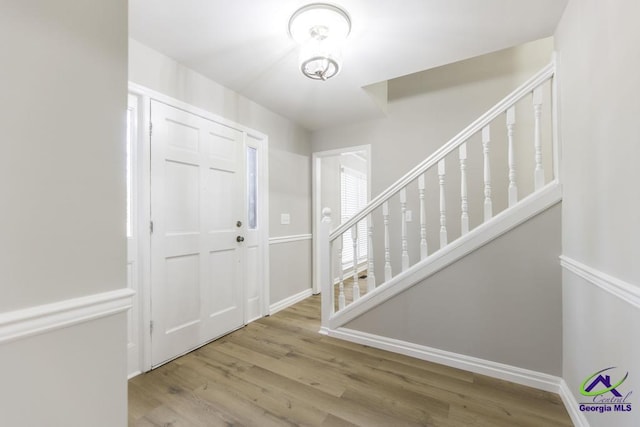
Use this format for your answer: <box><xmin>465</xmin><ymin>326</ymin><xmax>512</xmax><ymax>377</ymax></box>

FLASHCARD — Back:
<box><xmin>329</xmin><ymin>61</ymin><xmax>555</xmax><ymax>242</ymax></box>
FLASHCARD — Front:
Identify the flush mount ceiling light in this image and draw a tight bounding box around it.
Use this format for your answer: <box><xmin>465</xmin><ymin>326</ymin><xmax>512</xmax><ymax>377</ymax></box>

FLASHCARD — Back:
<box><xmin>288</xmin><ymin>3</ymin><xmax>351</xmax><ymax>81</ymax></box>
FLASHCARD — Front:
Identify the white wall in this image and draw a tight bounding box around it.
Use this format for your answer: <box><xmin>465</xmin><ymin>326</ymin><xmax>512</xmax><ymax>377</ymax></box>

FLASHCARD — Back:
<box><xmin>555</xmin><ymin>1</ymin><xmax>640</xmax><ymax>425</ymax></box>
<box><xmin>0</xmin><ymin>1</ymin><xmax>129</xmax><ymax>425</ymax></box>
<box><xmin>129</xmin><ymin>39</ymin><xmax>314</xmax><ymax>305</ymax></box>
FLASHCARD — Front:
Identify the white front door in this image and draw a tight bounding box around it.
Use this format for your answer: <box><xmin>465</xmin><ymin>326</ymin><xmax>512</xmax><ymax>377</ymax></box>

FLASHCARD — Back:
<box><xmin>150</xmin><ymin>100</ymin><xmax>245</xmax><ymax>367</ymax></box>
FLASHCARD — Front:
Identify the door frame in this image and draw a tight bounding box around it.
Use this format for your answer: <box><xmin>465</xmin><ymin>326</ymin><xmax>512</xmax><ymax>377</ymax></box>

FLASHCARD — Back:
<box><xmin>128</xmin><ymin>82</ymin><xmax>270</xmax><ymax>373</ymax></box>
<box><xmin>311</xmin><ymin>145</ymin><xmax>371</xmax><ymax>294</ymax></box>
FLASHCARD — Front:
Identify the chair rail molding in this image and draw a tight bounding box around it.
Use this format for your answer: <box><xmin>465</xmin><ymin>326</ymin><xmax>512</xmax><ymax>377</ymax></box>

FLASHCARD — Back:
<box><xmin>560</xmin><ymin>255</ymin><xmax>640</xmax><ymax>309</ymax></box>
<box><xmin>269</xmin><ymin>234</ymin><xmax>312</xmax><ymax>245</ymax></box>
<box><xmin>0</xmin><ymin>288</ymin><xmax>135</xmax><ymax>344</ymax></box>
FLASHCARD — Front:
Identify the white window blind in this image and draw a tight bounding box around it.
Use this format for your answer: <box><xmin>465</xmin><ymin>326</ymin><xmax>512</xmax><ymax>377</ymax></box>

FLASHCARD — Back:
<box><xmin>341</xmin><ymin>166</ymin><xmax>368</xmax><ymax>267</ymax></box>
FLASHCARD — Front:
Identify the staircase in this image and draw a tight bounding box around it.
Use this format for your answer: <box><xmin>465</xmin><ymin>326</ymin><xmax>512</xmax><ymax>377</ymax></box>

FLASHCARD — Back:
<box><xmin>318</xmin><ymin>61</ymin><xmax>560</xmax><ymax>333</ymax></box>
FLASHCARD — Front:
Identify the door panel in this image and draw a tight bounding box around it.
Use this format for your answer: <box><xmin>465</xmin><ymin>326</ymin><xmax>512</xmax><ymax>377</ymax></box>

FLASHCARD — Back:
<box><xmin>150</xmin><ymin>100</ymin><xmax>245</xmax><ymax>367</ymax></box>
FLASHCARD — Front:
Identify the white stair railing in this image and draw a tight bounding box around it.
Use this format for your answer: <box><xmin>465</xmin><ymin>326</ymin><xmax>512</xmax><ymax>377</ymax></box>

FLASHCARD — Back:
<box><xmin>319</xmin><ymin>62</ymin><xmax>557</xmax><ymax>329</ymax></box>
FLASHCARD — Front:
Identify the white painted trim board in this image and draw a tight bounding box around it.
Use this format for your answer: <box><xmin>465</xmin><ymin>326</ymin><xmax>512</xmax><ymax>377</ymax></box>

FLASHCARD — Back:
<box><xmin>0</xmin><ymin>288</ymin><xmax>135</xmax><ymax>344</ymax></box>
<box><xmin>269</xmin><ymin>234</ymin><xmax>312</xmax><ymax>245</ymax></box>
<box><xmin>325</xmin><ymin>327</ymin><xmax>562</xmax><ymax>392</ymax></box>
<box><xmin>560</xmin><ymin>256</ymin><xmax>640</xmax><ymax>309</ymax></box>
<box><xmin>269</xmin><ymin>289</ymin><xmax>313</xmax><ymax>316</ymax></box>
<box><xmin>558</xmin><ymin>379</ymin><xmax>590</xmax><ymax>427</ymax></box>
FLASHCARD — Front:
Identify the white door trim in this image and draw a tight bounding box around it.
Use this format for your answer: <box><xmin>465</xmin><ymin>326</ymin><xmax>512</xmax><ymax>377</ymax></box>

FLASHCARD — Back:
<box><xmin>127</xmin><ymin>82</ymin><xmax>269</xmax><ymax>373</ymax></box>
<box><xmin>126</xmin><ymin>94</ymin><xmax>143</xmax><ymax>378</ymax></box>
<box><xmin>311</xmin><ymin>145</ymin><xmax>371</xmax><ymax>295</ymax></box>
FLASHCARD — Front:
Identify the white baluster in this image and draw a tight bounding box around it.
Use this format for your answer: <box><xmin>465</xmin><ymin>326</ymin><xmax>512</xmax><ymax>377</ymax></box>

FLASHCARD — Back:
<box><xmin>351</xmin><ymin>224</ymin><xmax>360</xmax><ymax>301</ymax></box>
<box><xmin>383</xmin><ymin>201</ymin><xmax>392</xmax><ymax>281</ymax></box>
<box><xmin>533</xmin><ymin>87</ymin><xmax>545</xmax><ymax>190</ymax></box>
<box><xmin>482</xmin><ymin>125</ymin><xmax>493</xmax><ymax>221</ymax></box>
<box><xmin>418</xmin><ymin>174</ymin><xmax>428</xmax><ymax>260</ymax></box>
<box><xmin>459</xmin><ymin>143</ymin><xmax>469</xmax><ymax>235</ymax></box>
<box><xmin>438</xmin><ymin>160</ymin><xmax>447</xmax><ymax>248</ymax></box>
<box><xmin>337</xmin><ymin>238</ymin><xmax>345</xmax><ymax>310</ymax></box>
<box><xmin>400</xmin><ymin>188</ymin><xmax>410</xmax><ymax>271</ymax></box>
<box><xmin>366</xmin><ymin>214</ymin><xmax>376</xmax><ymax>292</ymax></box>
<box><xmin>507</xmin><ymin>106</ymin><xmax>517</xmax><ymax>207</ymax></box>
<box><xmin>320</xmin><ymin>208</ymin><xmax>332</xmax><ymax>329</ymax></box>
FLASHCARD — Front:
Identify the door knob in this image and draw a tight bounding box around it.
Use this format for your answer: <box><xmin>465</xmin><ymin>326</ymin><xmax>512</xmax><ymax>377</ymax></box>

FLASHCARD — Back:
<box><xmin>236</xmin><ymin>236</ymin><xmax>245</xmax><ymax>243</ymax></box>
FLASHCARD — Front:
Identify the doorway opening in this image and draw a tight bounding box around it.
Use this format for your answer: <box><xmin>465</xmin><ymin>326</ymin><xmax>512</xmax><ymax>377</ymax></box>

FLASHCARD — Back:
<box><xmin>312</xmin><ymin>146</ymin><xmax>371</xmax><ymax>294</ymax></box>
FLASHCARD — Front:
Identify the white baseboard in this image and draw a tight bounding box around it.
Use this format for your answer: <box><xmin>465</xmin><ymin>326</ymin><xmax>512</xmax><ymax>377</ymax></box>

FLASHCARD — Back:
<box><xmin>558</xmin><ymin>379</ymin><xmax>590</xmax><ymax>427</ymax></box>
<box><xmin>0</xmin><ymin>288</ymin><xmax>135</xmax><ymax>344</ymax></box>
<box><xmin>128</xmin><ymin>370</ymin><xmax>142</xmax><ymax>380</ymax></box>
<box><xmin>326</xmin><ymin>327</ymin><xmax>562</xmax><ymax>392</ymax></box>
<box><xmin>560</xmin><ymin>255</ymin><xmax>640</xmax><ymax>309</ymax></box>
<box><xmin>269</xmin><ymin>288</ymin><xmax>313</xmax><ymax>315</ymax></box>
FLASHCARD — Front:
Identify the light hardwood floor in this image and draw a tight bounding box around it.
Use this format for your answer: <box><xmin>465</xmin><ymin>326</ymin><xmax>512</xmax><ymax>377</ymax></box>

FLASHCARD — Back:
<box><xmin>129</xmin><ymin>295</ymin><xmax>573</xmax><ymax>426</ymax></box>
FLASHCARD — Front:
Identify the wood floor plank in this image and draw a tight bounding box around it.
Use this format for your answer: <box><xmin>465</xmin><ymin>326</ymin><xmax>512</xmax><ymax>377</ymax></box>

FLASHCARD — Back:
<box><xmin>214</xmin><ymin>339</ymin><xmax>348</xmax><ymax>398</ymax></box>
<box><xmin>320</xmin><ymin>414</ymin><xmax>360</xmax><ymax>427</ymax></box>
<box><xmin>244</xmin><ymin>365</ymin><xmax>419</xmax><ymax>426</ymax></box>
<box><xmin>129</xmin><ymin>294</ymin><xmax>573</xmax><ymax>426</ymax></box>
<box><xmin>185</xmin><ymin>350</ymin><xmax>330</xmax><ymax>425</ymax></box>
<box><xmin>128</xmin><ymin>382</ymin><xmax>162</xmax><ymax>424</ymax></box>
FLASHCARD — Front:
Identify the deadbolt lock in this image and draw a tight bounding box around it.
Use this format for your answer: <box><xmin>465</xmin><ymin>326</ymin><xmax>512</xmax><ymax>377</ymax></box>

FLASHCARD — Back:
<box><xmin>236</xmin><ymin>220</ymin><xmax>242</xmax><ymax>227</ymax></box>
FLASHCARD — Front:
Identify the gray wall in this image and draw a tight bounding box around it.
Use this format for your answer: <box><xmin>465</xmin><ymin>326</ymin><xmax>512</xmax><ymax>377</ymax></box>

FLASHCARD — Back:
<box><xmin>0</xmin><ymin>1</ymin><xmax>128</xmax><ymax>425</ymax></box>
<box><xmin>270</xmin><ymin>240</ymin><xmax>313</xmax><ymax>303</ymax></box>
<box><xmin>129</xmin><ymin>40</ymin><xmax>314</xmax><ymax>304</ymax></box>
<box><xmin>312</xmin><ymin>38</ymin><xmax>554</xmax><ymax>285</ymax></box>
<box><xmin>346</xmin><ymin>203</ymin><xmax>562</xmax><ymax>376</ymax></box>
<box><xmin>555</xmin><ymin>1</ymin><xmax>640</xmax><ymax>425</ymax></box>
<box><xmin>1</xmin><ymin>1</ymin><xmax>128</xmax><ymax>311</ymax></box>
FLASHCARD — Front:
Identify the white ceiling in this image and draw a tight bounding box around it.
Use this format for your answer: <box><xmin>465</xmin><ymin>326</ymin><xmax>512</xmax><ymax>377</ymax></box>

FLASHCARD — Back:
<box><xmin>130</xmin><ymin>0</ymin><xmax>567</xmax><ymax>131</ymax></box>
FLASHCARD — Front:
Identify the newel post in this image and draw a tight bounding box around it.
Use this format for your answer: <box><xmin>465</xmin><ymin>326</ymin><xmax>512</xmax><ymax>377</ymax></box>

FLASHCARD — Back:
<box><xmin>319</xmin><ymin>208</ymin><xmax>333</xmax><ymax>330</ymax></box>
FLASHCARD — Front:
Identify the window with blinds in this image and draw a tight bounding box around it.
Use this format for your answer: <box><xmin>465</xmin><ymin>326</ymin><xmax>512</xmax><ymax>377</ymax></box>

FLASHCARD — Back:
<box><xmin>341</xmin><ymin>166</ymin><xmax>368</xmax><ymax>268</ymax></box>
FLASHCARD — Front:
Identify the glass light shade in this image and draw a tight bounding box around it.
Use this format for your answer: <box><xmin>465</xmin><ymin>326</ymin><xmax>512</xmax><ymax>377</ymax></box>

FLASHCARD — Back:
<box><xmin>288</xmin><ymin>3</ymin><xmax>350</xmax><ymax>81</ymax></box>
<box><xmin>299</xmin><ymin>36</ymin><xmax>342</xmax><ymax>80</ymax></box>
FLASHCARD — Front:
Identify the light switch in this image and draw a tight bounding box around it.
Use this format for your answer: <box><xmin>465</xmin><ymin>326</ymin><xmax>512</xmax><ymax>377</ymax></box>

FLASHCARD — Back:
<box><xmin>405</xmin><ymin>210</ymin><xmax>413</xmax><ymax>222</ymax></box>
<box><xmin>281</xmin><ymin>213</ymin><xmax>291</xmax><ymax>225</ymax></box>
